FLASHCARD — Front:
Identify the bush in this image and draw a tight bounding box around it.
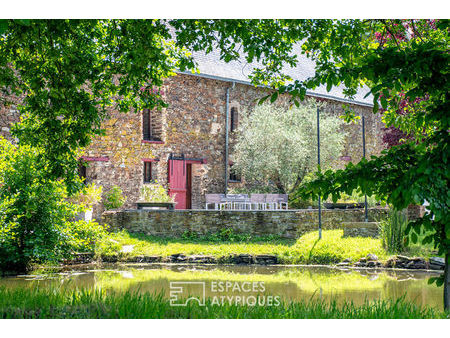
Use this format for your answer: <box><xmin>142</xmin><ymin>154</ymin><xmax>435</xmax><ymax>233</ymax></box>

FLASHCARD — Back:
<box><xmin>66</xmin><ymin>220</ymin><xmax>109</xmax><ymax>253</ymax></box>
<box><xmin>379</xmin><ymin>208</ymin><xmax>408</xmax><ymax>253</ymax></box>
<box><xmin>140</xmin><ymin>181</ymin><xmax>174</xmax><ymax>203</ymax></box>
<box><xmin>0</xmin><ymin>138</ymin><xmax>106</xmax><ymax>272</ymax></box>
<box><xmin>69</xmin><ymin>182</ymin><xmax>103</xmax><ymax>209</ymax></box>
<box><xmin>104</xmin><ymin>185</ymin><xmax>127</xmax><ymax>210</ymax></box>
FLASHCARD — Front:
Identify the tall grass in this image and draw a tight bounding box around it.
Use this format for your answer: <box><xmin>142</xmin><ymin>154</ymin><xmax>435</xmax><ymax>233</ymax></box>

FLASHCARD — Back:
<box><xmin>0</xmin><ymin>287</ymin><xmax>446</xmax><ymax>319</ymax></box>
<box><xmin>379</xmin><ymin>208</ymin><xmax>408</xmax><ymax>253</ymax></box>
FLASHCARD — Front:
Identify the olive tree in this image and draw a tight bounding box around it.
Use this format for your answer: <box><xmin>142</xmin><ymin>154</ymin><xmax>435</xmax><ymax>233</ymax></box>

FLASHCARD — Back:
<box><xmin>232</xmin><ymin>99</ymin><xmax>346</xmax><ymax>194</ymax></box>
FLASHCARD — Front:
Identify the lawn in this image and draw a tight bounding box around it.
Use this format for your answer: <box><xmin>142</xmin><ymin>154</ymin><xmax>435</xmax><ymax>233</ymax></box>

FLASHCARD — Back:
<box><xmin>96</xmin><ymin>229</ymin><xmax>390</xmax><ymax>264</ymax></box>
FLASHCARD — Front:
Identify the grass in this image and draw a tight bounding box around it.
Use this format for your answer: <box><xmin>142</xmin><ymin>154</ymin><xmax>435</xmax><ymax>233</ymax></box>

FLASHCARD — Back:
<box><xmin>0</xmin><ymin>286</ymin><xmax>447</xmax><ymax>319</ymax></box>
<box><xmin>96</xmin><ymin>229</ymin><xmax>390</xmax><ymax>264</ymax></box>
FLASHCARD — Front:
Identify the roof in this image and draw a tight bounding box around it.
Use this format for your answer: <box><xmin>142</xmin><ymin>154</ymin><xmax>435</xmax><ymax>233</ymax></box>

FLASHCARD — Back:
<box><xmin>179</xmin><ymin>45</ymin><xmax>374</xmax><ymax>107</ymax></box>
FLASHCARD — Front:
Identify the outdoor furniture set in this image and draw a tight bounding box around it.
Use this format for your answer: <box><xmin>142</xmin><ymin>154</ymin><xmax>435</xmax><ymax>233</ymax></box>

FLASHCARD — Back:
<box><xmin>205</xmin><ymin>194</ymin><xmax>288</xmax><ymax>211</ymax></box>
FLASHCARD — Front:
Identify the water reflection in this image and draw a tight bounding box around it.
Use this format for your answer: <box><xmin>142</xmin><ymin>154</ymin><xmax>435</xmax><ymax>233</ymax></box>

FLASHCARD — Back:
<box><xmin>0</xmin><ymin>264</ymin><xmax>443</xmax><ymax>310</ymax></box>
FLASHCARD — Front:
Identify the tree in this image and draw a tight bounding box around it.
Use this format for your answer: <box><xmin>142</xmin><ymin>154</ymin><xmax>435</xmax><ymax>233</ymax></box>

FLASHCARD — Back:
<box><xmin>233</xmin><ymin>99</ymin><xmax>346</xmax><ymax>194</ymax></box>
<box><xmin>0</xmin><ymin>19</ymin><xmax>195</xmax><ymax>192</ymax></box>
<box><xmin>273</xmin><ymin>20</ymin><xmax>448</xmax><ymax>310</ymax></box>
<box><xmin>0</xmin><ymin>138</ymin><xmax>106</xmax><ymax>272</ymax></box>
<box><xmin>1</xmin><ymin>19</ymin><xmax>448</xmax><ymax>309</ymax></box>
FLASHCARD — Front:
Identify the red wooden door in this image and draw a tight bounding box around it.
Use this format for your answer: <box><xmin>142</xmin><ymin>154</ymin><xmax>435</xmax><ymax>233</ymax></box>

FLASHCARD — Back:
<box><xmin>168</xmin><ymin>159</ymin><xmax>187</xmax><ymax>209</ymax></box>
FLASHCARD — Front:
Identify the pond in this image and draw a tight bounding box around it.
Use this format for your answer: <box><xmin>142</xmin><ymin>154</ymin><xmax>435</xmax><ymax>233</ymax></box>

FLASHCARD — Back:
<box><xmin>0</xmin><ymin>264</ymin><xmax>444</xmax><ymax>310</ymax></box>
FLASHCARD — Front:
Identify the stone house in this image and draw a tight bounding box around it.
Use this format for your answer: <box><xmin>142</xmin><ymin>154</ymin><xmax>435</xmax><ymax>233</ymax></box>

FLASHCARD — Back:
<box><xmin>0</xmin><ymin>50</ymin><xmax>386</xmax><ymax>214</ymax></box>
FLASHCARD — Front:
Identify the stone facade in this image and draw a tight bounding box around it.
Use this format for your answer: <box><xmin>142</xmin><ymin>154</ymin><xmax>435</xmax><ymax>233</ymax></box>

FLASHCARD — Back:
<box><xmin>0</xmin><ymin>95</ymin><xmax>20</xmax><ymax>142</ymax></box>
<box><xmin>81</xmin><ymin>73</ymin><xmax>385</xmax><ymax>215</ymax></box>
<box><xmin>102</xmin><ymin>208</ymin><xmax>389</xmax><ymax>239</ymax></box>
<box><xmin>1</xmin><ymin>73</ymin><xmax>386</xmax><ymax>216</ymax></box>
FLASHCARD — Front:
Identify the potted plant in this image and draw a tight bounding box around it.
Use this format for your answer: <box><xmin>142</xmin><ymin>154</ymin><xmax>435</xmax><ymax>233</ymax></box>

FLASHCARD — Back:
<box><xmin>70</xmin><ymin>183</ymin><xmax>103</xmax><ymax>221</ymax></box>
<box><xmin>103</xmin><ymin>185</ymin><xmax>127</xmax><ymax>210</ymax></box>
<box><xmin>137</xmin><ymin>181</ymin><xmax>176</xmax><ymax>210</ymax></box>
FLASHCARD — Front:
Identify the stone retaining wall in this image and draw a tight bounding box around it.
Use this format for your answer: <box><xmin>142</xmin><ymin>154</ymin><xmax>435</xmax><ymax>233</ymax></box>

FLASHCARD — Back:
<box><xmin>342</xmin><ymin>222</ymin><xmax>380</xmax><ymax>238</ymax></box>
<box><xmin>102</xmin><ymin>208</ymin><xmax>389</xmax><ymax>239</ymax></box>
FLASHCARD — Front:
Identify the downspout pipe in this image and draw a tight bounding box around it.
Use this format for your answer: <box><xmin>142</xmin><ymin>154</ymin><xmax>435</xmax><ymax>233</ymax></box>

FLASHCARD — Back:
<box><xmin>224</xmin><ymin>82</ymin><xmax>235</xmax><ymax>195</ymax></box>
<box><xmin>362</xmin><ymin>115</ymin><xmax>369</xmax><ymax>222</ymax></box>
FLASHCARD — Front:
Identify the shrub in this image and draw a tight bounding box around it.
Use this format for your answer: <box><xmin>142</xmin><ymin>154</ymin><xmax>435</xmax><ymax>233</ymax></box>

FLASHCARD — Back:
<box><xmin>95</xmin><ymin>238</ymin><xmax>122</xmax><ymax>258</ymax></box>
<box><xmin>104</xmin><ymin>185</ymin><xmax>127</xmax><ymax>210</ymax></box>
<box><xmin>66</xmin><ymin>220</ymin><xmax>109</xmax><ymax>253</ymax></box>
<box><xmin>0</xmin><ymin>138</ymin><xmax>106</xmax><ymax>272</ymax></box>
<box><xmin>69</xmin><ymin>182</ymin><xmax>103</xmax><ymax>209</ymax></box>
<box><xmin>379</xmin><ymin>208</ymin><xmax>408</xmax><ymax>253</ymax></box>
<box><xmin>140</xmin><ymin>181</ymin><xmax>174</xmax><ymax>203</ymax></box>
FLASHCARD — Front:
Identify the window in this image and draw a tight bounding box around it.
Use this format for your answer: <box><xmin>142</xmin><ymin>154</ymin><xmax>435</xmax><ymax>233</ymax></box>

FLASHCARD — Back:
<box><xmin>143</xmin><ymin>161</ymin><xmax>153</xmax><ymax>183</ymax></box>
<box><xmin>78</xmin><ymin>163</ymin><xmax>87</xmax><ymax>184</ymax></box>
<box><xmin>142</xmin><ymin>109</ymin><xmax>162</xmax><ymax>141</ymax></box>
<box><xmin>230</xmin><ymin>107</ymin><xmax>238</xmax><ymax>132</ymax></box>
<box><xmin>229</xmin><ymin>163</ymin><xmax>241</xmax><ymax>182</ymax></box>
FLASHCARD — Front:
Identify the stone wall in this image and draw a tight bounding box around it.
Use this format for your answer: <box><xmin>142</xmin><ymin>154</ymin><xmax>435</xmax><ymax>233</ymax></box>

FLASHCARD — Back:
<box><xmin>82</xmin><ymin>74</ymin><xmax>386</xmax><ymax>216</ymax></box>
<box><xmin>102</xmin><ymin>208</ymin><xmax>389</xmax><ymax>239</ymax></box>
<box><xmin>342</xmin><ymin>222</ymin><xmax>380</xmax><ymax>238</ymax></box>
<box><xmin>1</xmin><ymin>73</ymin><xmax>387</xmax><ymax>217</ymax></box>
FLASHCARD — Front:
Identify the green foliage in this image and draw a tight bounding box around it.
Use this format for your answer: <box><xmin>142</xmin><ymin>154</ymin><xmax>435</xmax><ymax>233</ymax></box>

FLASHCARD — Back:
<box><xmin>233</xmin><ymin>99</ymin><xmax>346</xmax><ymax>194</ymax></box>
<box><xmin>289</xmin><ymin>172</ymin><xmax>318</xmax><ymax>208</ymax></box>
<box><xmin>0</xmin><ymin>138</ymin><xmax>106</xmax><ymax>272</ymax></box>
<box><xmin>66</xmin><ymin>220</ymin><xmax>108</xmax><ymax>253</ymax></box>
<box><xmin>103</xmin><ymin>185</ymin><xmax>127</xmax><ymax>210</ymax></box>
<box><xmin>379</xmin><ymin>209</ymin><xmax>408</xmax><ymax>253</ymax></box>
<box><xmin>176</xmin><ymin>20</ymin><xmax>449</xmax><ymax>299</ymax></box>
<box><xmin>95</xmin><ymin>239</ymin><xmax>122</xmax><ymax>259</ymax></box>
<box><xmin>0</xmin><ymin>19</ymin><xmax>196</xmax><ymax>192</ymax></box>
<box><xmin>268</xmin><ymin>20</ymin><xmax>449</xmax><ymax>299</ymax></box>
<box><xmin>140</xmin><ymin>182</ymin><xmax>174</xmax><ymax>203</ymax></box>
<box><xmin>205</xmin><ymin>228</ymin><xmax>251</xmax><ymax>242</ymax></box>
<box><xmin>325</xmin><ymin>190</ymin><xmax>379</xmax><ymax>207</ymax></box>
<box><xmin>0</xmin><ymin>287</ymin><xmax>446</xmax><ymax>319</ymax></box>
<box><xmin>68</xmin><ymin>182</ymin><xmax>103</xmax><ymax>209</ymax></box>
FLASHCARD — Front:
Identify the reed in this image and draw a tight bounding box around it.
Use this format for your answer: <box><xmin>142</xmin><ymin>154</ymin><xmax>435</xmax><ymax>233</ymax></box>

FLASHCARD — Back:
<box><xmin>379</xmin><ymin>208</ymin><xmax>408</xmax><ymax>253</ymax></box>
